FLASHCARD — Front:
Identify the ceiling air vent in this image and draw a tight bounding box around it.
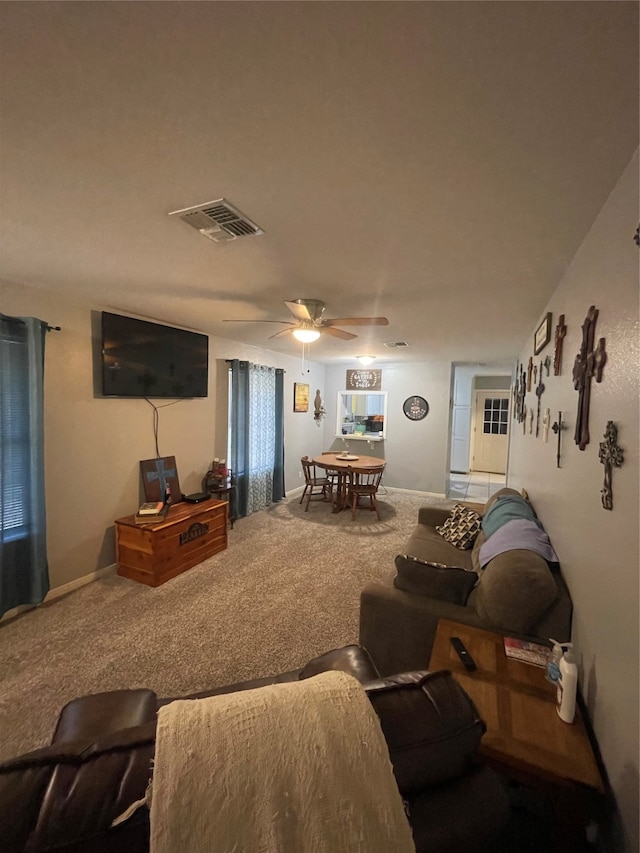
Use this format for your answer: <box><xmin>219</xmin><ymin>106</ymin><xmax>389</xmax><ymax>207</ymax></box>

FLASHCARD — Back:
<box><xmin>169</xmin><ymin>198</ymin><xmax>264</xmax><ymax>243</ymax></box>
<box><xmin>384</xmin><ymin>341</ymin><xmax>410</xmax><ymax>348</ymax></box>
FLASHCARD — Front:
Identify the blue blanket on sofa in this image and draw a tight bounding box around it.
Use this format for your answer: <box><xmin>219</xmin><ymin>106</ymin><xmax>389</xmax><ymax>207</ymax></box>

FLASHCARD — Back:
<box><xmin>481</xmin><ymin>494</ymin><xmax>543</xmax><ymax>539</ymax></box>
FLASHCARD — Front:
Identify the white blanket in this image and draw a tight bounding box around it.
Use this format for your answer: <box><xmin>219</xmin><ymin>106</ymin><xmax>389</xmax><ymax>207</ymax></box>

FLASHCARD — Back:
<box><xmin>150</xmin><ymin>670</ymin><xmax>415</xmax><ymax>853</ymax></box>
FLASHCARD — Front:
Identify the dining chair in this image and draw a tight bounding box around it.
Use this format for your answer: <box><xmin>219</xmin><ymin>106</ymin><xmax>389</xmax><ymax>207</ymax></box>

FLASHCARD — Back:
<box><xmin>346</xmin><ymin>464</ymin><xmax>386</xmax><ymax>520</ymax></box>
<box><xmin>321</xmin><ymin>451</ymin><xmax>341</xmax><ymax>492</ymax></box>
<box><xmin>300</xmin><ymin>456</ymin><xmax>332</xmax><ymax>511</ymax></box>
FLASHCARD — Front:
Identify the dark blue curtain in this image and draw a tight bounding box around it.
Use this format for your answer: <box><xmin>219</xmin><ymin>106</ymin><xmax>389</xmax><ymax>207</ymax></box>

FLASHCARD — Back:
<box><xmin>230</xmin><ymin>359</ymin><xmax>250</xmax><ymax>517</ymax></box>
<box><xmin>0</xmin><ymin>315</ymin><xmax>49</xmax><ymax>617</ymax></box>
<box><xmin>228</xmin><ymin>360</ymin><xmax>285</xmax><ymax>518</ymax></box>
<box><xmin>273</xmin><ymin>368</ymin><xmax>285</xmax><ymax>501</ymax></box>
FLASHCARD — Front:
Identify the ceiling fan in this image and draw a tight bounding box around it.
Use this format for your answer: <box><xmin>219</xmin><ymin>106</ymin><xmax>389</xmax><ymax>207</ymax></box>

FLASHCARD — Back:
<box><xmin>224</xmin><ymin>299</ymin><xmax>389</xmax><ymax>342</ymax></box>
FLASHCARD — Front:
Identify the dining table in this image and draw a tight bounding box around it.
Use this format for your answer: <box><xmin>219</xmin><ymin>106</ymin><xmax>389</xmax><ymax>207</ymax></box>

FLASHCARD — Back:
<box><xmin>313</xmin><ymin>453</ymin><xmax>385</xmax><ymax>512</ymax></box>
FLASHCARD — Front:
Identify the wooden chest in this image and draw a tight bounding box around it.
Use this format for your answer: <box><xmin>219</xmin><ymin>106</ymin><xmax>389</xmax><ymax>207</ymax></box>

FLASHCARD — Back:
<box><xmin>114</xmin><ymin>500</ymin><xmax>228</xmax><ymax>587</ymax></box>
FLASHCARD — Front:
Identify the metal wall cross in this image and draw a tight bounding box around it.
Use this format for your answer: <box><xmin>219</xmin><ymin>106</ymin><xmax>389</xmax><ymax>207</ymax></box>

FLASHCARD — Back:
<box><xmin>572</xmin><ymin>306</ymin><xmax>606</xmax><ymax>451</ymax></box>
<box><xmin>535</xmin><ymin>363</ymin><xmax>545</xmax><ymax>438</ymax></box>
<box><xmin>551</xmin><ymin>413</ymin><xmax>567</xmax><ymax>468</ymax></box>
<box><xmin>553</xmin><ymin>314</ymin><xmax>567</xmax><ymax>375</ymax></box>
<box><xmin>599</xmin><ymin>421</ymin><xmax>624</xmax><ymax>510</ymax></box>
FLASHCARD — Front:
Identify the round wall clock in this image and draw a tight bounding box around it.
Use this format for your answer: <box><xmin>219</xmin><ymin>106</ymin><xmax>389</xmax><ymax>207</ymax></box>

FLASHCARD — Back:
<box><xmin>403</xmin><ymin>396</ymin><xmax>429</xmax><ymax>421</ymax></box>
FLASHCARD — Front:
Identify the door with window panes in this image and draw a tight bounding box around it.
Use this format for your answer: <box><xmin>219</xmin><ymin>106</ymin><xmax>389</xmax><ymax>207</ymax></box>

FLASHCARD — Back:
<box><xmin>471</xmin><ymin>391</ymin><xmax>509</xmax><ymax>474</ymax></box>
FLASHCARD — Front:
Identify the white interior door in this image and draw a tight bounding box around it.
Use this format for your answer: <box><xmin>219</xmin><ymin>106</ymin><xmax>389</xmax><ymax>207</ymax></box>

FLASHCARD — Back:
<box><xmin>471</xmin><ymin>391</ymin><xmax>509</xmax><ymax>474</ymax></box>
<box><xmin>449</xmin><ymin>371</ymin><xmax>473</xmax><ymax>473</ymax></box>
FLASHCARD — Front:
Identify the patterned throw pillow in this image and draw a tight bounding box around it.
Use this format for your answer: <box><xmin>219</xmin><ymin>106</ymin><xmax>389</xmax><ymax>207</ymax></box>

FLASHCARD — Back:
<box><xmin>436</xmin><ymin>503</ymin><xmax>482</xmax><ymax>550</ymax></box>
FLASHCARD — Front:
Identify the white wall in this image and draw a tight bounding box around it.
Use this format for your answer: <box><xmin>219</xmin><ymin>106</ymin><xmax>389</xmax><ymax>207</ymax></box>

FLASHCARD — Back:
<box><xmin>507</xmin><ymin>151</ymin><xmax>639</xmax><ymax>851</ymax></box>
<box><xmin>0</xmin><ymin>280</ymin><xmax>326</xmax><ymax>590</ymax></box>
<box><xmin>322</xmin><ymin>361</ymin><xmax>453</xmax><ymax>495</ymax></box>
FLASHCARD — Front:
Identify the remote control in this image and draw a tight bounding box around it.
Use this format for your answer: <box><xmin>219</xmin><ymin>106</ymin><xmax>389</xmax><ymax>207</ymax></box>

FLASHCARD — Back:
<box><xmin>450</xmin><ymin>637</ymin><xmax>477</xmax><ymax>671</ymax></box>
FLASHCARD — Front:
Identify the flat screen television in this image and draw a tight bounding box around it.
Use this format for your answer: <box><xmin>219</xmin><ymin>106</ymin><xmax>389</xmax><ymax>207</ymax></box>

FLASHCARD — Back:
<box><xmin>101</xmin><ymin>312</ymin><xmax>209</xmax><ymax>398</ymax></box>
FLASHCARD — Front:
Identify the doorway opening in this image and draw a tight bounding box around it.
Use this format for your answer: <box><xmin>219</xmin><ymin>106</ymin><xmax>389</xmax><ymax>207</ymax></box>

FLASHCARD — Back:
<box><xmin>447</xmin><ymin>364</ymin><xmax>512</xmax><ymax>499</ymax></box>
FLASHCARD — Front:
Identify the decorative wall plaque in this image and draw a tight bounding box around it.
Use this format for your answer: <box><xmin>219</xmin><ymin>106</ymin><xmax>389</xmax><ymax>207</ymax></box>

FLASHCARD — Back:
<box><xmin>402</xmin><ymin>396</ymin><xmax>429</xmax><ymax>421</ymax></box>
<box><xmin>534</xmin><ymin>312</ymin><xmax>552</xmax><ymax>355</ymax></box>
<box><xmin>293</xmin><ymin>382</ymin><xmax>309</xmax><ymax>412</ymax></box>
<box><xmin>346</xmin><ymin>369</ymin><xmax>382</xmax><ymax>390</ymax></box>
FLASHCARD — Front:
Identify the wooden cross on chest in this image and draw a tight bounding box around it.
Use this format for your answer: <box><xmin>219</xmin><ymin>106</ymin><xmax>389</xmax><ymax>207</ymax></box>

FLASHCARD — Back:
<box><xmin>572</xmin><ymin>306</ymin><xmax>606</xmax><ymax>451</ymax></box>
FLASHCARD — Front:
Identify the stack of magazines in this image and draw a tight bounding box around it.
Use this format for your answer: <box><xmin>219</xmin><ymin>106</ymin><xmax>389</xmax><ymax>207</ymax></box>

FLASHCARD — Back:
<box><xmin>503</xmin><ymin>637</ymin><xmax>552</xmax><ymax>667</ymax></box>
<box><xmin>134</xmin><ymin>501</ymin><xmax>167</xmax><ymax>525</ymax></box>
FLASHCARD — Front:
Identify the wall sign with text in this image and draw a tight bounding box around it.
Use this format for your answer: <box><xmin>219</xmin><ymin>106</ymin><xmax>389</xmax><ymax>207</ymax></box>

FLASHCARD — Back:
<box><xmin>346</xmin><ymin>369</ymin><xmax>382</xmax><ymax>390</ymax></box>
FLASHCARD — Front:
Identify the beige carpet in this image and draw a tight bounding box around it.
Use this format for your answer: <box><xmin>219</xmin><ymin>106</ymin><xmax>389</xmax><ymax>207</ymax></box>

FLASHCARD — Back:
<box><xmin>0</xmin><ymin>489</ymin><xmax>454</xmax><ymax>761</ymax></box>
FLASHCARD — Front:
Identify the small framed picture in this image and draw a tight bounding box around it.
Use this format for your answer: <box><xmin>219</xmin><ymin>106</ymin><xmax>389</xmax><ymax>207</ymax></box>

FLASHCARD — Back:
<box><xmin>534</xmin><ymin>313</ymin><xmax>552</xmax><ymax>355</ymax></box>
<box><xmin>293</xmin><ymin>382</ymin><xmax>309</xmax><ymax>412</ymax></box>
<box><xmin>140</xmin><ymin>456</ymin><xmax>181</xmax><ymax>503</ymax></box>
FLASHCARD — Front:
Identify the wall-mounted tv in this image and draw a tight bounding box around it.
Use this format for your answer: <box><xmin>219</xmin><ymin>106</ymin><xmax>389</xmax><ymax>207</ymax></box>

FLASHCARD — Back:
<box><xmin>101</xmin><ymin>312</ymin><xmax>209</xmax><ymax>398</ymax></box>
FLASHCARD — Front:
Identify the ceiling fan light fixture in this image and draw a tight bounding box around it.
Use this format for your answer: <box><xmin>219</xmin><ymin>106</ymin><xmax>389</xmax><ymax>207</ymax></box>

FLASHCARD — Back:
<box><xmin>356</xmin><ymin>355</ymin><xmax>376</xmax><ymax>366</ymax></box>
<box><xmin>292</xmin><ymin>327</ymin><xmax>321</xmax><ymax>343</ymax></box>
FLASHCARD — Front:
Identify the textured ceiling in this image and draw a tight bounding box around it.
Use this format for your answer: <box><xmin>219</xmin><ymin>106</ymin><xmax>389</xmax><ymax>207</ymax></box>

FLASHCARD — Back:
<box><xmin>0</xmin><ymin>1</ymin><xmax>637</xmax><ymax>365</ymax></box>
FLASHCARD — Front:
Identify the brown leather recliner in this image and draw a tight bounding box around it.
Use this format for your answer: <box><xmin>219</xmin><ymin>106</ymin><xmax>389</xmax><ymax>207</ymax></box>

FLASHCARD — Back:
<box><xmin>0</xmin><ymin>646</ymin><xmax>510</xmax><ymax>853</ymax></box>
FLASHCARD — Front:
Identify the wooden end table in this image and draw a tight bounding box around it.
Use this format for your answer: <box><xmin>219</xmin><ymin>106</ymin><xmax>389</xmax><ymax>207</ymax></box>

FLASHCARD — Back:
<box><xmin>205</xmin><ymin>477</ymin><xmax>236</xmax><ymax>528</ymax></box>
<box><xmin>429</xmin><ymin>619</ymin><xmax>605</xmax><ymax>851</ymax></box>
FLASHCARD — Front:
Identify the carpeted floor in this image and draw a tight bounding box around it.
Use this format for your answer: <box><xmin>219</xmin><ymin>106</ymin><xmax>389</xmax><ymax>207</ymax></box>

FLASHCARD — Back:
<box><xmin>0</xmin><ymin>489</ymin><xmax>453</xmax><ymax>761</ymax></box>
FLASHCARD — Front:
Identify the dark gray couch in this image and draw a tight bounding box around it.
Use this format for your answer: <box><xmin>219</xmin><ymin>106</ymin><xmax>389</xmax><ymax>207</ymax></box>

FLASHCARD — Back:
<box><xmin>360</xmin><ymin>488</ymin><xmax>572</xmax><ymax>676</ymax></box>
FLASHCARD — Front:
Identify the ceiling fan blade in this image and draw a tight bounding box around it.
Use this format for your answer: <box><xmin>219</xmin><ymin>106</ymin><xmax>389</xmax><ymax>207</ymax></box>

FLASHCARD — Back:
<box><xmin>323</xmin><ymin>317</ymin><xmax>389</xmax><ymax>327</ymax></box>
<box><xmin>323</xmin><ymin>326</ymin><xmax>358</xmax><ymax>340</ymax></box>
<box><xmin>267</xmin><ymin>327</ymin><xmax>295</xmax><ymax>340</ymax></box>
<box><xmin>222</xmin><ymin>319</ymin><xmax>292</xmax><ymax>325</ymax></box>
<box><xmin>285</xmin><ymin>299</ymin><xmax>326</xmax><ymax>322</ymax></box>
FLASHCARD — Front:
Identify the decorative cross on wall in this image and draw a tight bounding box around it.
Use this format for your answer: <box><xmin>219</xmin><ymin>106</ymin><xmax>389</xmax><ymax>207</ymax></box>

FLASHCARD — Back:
<box><xmin>535</xmin><ymin>363</ymin><xmax>545</xmax><ymax>438</ymax></box>
<box><xmin>598</xmin><ymin>422</ymin><xmax>624</xmax><ymax>510</ymax></box>
<box><xmin>518</xmin><ymin>364</ymin><xmax>526</xmax><ymax>423</ymax></box>
<box><xmin>553</xmin><ymin>314</ymin><xmax>567</xmax><ymax>376</ymax></box>
<box><xmin>551</xmin><ymin>413</ymin><xmax>567</xmax><ymax>468</ymax></box>
<box><xmin>572</xmin><ymin>306</ymin><xmax>606</xmax><ymax>451</ymax></box>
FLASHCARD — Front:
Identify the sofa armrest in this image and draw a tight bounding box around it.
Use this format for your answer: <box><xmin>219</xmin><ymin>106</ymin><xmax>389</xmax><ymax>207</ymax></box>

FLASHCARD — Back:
<box><xmin>359</xmin><ymin>578</ymin><xmax>490</xmax><ymax>677</ymax></box>
<box><xmin>417</xmin><ymin>506</ymin><xmax>452</xmax><ymax>527</ymax></box>
<box><xmin>0</xmin><ymin>724</ymin><xmax>155</xmax><ymax>853</ymax></box>
<box><xmin>365</xmin><ymin>670</ymin><xmax>486</xmax><ymax>794</ymax></box>
<box><xmin>52</xmin><ymin>688</ymin><xmax>157</xmax><ymax>744</ymax></box>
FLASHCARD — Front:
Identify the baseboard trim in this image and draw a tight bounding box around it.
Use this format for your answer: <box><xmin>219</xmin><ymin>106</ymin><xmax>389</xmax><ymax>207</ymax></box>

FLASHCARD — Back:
<box><xmin>1</xmin><ymin>563</ymin><xmax>117</xmax><ymax>623</ymax></box>
<box><xmin>383</xmin><ymin>487</ymin><xmax>447</xmax><ymax>500</ymax></box>
<box><xmin>48</xmin><ymin>563</ymin><xmax>117</xmax><ymax>601</ymax></box>
<box><xmin>286</xmin><ymin>485</ymin><xmax>447</xmax><ymax>501</ymax></box>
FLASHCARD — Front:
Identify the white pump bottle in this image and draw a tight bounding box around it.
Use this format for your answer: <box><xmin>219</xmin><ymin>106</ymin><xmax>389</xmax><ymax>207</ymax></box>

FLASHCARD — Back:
<box><xmin>556</xmin><ymin>644</ymin><xmax>578</xmax><ymax>724</ymax></box>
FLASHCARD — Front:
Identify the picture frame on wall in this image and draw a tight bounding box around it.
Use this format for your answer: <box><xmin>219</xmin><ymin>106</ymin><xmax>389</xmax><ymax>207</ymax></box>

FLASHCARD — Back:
<box><xmin>534</xmin><ymin>312</ymin><xmax>552</xmax><ymax>355</ymax></box>
<box><xmin>293</xmin><ymin>382</ymin><xmax>309</xmax><ymax>412</ymax></box>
